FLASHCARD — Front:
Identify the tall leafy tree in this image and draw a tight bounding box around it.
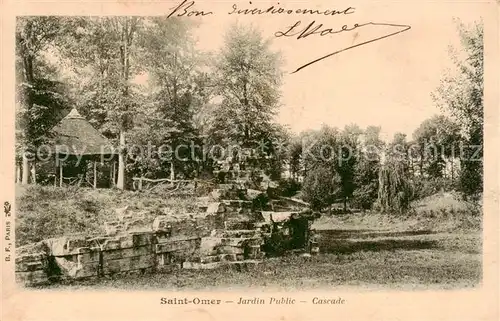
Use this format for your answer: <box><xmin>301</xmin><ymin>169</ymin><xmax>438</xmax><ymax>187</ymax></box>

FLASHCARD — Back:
<box><xmin>302</xmin><ymin>166</ymin><xmax>341</xmax><ymax>211</ymax></box>
<box><xmin>433</xmin><ymin>20</ymin><xmax>483</xmax><ymax>197</ymax></box>
<box><xmin>209</xmin><ymin>23</ymin><xmax>284</xmax><ymax>177</ymax></box>
<box><xmin>412</xmin><ymin>115</ymin><xmax>461</xmax><ymax>179</ymax></box>
<box><xmin>16</xmin><ymin>17</ymin><xmax>69</xmax><ymax>184</ymax></box>
<box><xmin>337</xmin><ymin>124</ymin><xmax>362</xmax><ymax>211</ymax></box>
<box><xmin>300</xmin><ymin>125</ymin><xmax>343</xmax><ymax>211</ymax></box>
<box><xmin>377</xmin><ymin>132</ymin><xmax>413</xmax><ymax>213</ymax></box>
<box><xmin>58</xmin><ymin>17</ymin><xmax>143</xmax><ymax>189</ymax></box>
<box><xmin>353</xmin><ymin>126</ymin><xmax>385</xmax><ymax>209</ymax></box>
<box><xmin>132</xmin><ymin>17</ymin><xmax>210</xmax><ymax>180</ymax></box>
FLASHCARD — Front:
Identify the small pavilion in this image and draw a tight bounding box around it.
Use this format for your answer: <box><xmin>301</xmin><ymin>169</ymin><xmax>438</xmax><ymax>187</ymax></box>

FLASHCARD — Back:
<box><xmin>50</xmin><ymin>108</ymin><xmax>118</xmax><ymax>188</ymax></box>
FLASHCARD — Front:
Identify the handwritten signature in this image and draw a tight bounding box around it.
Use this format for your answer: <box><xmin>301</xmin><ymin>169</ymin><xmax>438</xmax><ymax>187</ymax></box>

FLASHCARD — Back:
<box><xmin>275</xmin><ymin>20</ymin><xmax>411</xmax><ymax>73</ymax></box>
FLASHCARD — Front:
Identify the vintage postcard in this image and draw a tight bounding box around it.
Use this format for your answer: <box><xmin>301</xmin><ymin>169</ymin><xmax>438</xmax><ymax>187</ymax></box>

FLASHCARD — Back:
<box><xmin>1</xmin><ymin>0</ymin><xmax>498</xmax><ymax>320</ymax></box>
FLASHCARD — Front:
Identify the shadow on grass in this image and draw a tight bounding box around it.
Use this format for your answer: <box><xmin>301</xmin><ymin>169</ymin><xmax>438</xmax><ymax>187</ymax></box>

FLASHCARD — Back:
<box><xmin>317</xmin><ymin>229</ymin><xmax>437</xmax><ymax>240</ymax></box>
<box><xmin>317</xmin><ymin>230</ymin><xmax>438</xmax><ymax>254</ymax></box>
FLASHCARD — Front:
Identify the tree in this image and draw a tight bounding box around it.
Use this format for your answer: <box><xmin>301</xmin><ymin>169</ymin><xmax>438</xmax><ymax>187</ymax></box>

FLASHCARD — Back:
<box><xmin>208</xmin><ymin>23</ymin><xmax>284</xmax><ymax>175</ymax></box>
<box><xmin>131</xmin><ymin>17</ymin><xmax>210</xmax><ymax>180</ymax></box>
<box><xmin>58</xmin><ymin>17</ymin><xmax>143</xmax><ymax>189</ymax></box>
<box><xmin>353</xmin><ymin>126</ymin><xmax>385</xmax><ymax>209</ymax></box>
<box><xmin>433</xmin><ymin>20</ymin><xmax>483</xmax><ymax>198</ymax></box>
<box><xmin>302</xmin><ymin>166</ymin><xmax>341</xmax><ymax>211</ymax></box>
<box><xmin>16</xmin><ymin>17</ymin><xmax>69</xmax><ymax>184</ymax></box>
<box><xmin>377</xmin><ymin>132</ymin><xmax>413</xmax><ymax>213</ymax></box>
<box><xmin>412</xmin><ymin>115</ymin><xmax>461</xmax><ymax>179</ymax></box>
<box><xmin>377</xmin><ymin>161</ymin><xmax>413</xmax><ymax>213</ymax></box>
<box><xmin>337</xmin><ymin>124</ymin><xmax>362</xmax><ymax>211</ymax></box>
<box><xmin>286</xmin><ymin>135</ymin><xmax>303</xmax><ymax>181</ymax></box>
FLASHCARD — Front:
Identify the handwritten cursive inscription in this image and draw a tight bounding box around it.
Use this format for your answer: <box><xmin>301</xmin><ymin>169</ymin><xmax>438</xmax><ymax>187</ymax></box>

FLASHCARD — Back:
<box><xmin>228</xmin><ymin>2</ymin><xmax>355</xmax><ymax>16</ymax></box>
<box><xmin>275</xmin><ymin>21</ymin><xmax>411</xmax><ymax>73</ymax></box>
<box><xmin>167</xmin><ymin>0</ymin><xmax>214</xmax><ymax>18</ymax></box>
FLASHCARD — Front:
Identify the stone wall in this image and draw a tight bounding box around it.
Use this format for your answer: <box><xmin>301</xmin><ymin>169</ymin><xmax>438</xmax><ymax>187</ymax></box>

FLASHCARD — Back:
<box><xmin>15</xmin><ymin>208</ymin><xmax>269</xmax><ymax>287</ymax></box>
<box><xmin>15</xmin><ymin>198</ymin><xmax>318</xmax><ymax>287</ymax></box>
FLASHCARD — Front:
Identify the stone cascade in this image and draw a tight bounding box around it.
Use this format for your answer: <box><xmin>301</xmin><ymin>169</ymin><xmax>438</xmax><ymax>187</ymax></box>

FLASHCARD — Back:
<box><xmin>15</xmin><ymin>184</ymin><xmax>318</xmax><ymax>287</ymax></box>
<box><xmin>180</xmin><ymin>223</ymin><xmax>267</xmax><ymax>270</ymax></box>
<box><xmin>15</xmin><ymin>199</ymin><xmax>270</xmax><ymax>286</ymax></box>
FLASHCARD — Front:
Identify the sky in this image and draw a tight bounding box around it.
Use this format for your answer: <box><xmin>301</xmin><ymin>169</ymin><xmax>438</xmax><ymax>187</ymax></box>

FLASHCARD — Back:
<box><xmin>182</xmin><ymin>1</ymin><xmax>485</xmax><ymax>142</ymax></box>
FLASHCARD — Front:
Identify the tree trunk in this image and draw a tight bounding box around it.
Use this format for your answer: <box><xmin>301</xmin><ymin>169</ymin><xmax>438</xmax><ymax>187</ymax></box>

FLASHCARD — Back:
<box><xmin>343</xmin><ymin>197</ymin><xmax>347</xmax><ymax>212</ymax></box>
<box><xmin>59</xmin><ymin>162</ymin><xmax>63</xmax><ymax>187</ymax></box>
<box><xmin>22</xmin><ymin>153</ymin><xmax>29</xmax><ymax>184</ymax></box>
<box><xmin>16</xmin><ymin>164</ymin><xmax>21</xmax><ymax>183</ymax></box>
<box><xmin>110</xmin><ymin>161</ymin><xmax>116</xmax><ymax>187</ymax></box>
<box><xmin>451</xmin><ymin>158</ymin><xmax>454</xmax><ymax>181</ymax></box>
<box><xmin>30</xmin><ymin>162</ymin><xmax>37</xmax><ymax>184</ymax></box>
<box><xmin>116</xmin><ymin>130</ymin><xmax>126</xmax><ymax>190</ymax></box>
<box><xmin>93</xmin><ymin>161</ymin><xmax>97</xmax><ymax>189</ymax></box>
<box><xmin>170</xmin><ymin>161</ymin><xmax>175</xmax><ymax>181</ymax></box>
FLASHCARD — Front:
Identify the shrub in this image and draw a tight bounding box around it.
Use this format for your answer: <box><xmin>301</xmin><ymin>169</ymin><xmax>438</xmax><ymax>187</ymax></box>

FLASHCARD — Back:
<box><xmin>352</xmin><ymin>182</ymin><xmax>378</xmax><ymax>210</ymax></box>
<box><xmin>276</xmin><ymin>178</ymin><xmax>302</xmax><ymax>197</ymax></box>
<box><xmin>301</xmin><ymin>166</ymin><xmax>341</xmax><ymax>211</ymax></box>
<box><xmin>412</xmin><ymin>177</ymin><xmax>457</xmax><ymax>200</ymax></box>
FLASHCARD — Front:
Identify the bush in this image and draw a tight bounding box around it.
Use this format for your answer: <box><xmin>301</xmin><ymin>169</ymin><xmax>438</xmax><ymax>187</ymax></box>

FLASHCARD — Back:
<box><xmin>301</xmin><ymin>166</ymin><xmax>341</xmax><ymax>211</ymax></box>
<box><xmin>412</xmin><ymin>177</ymin><xmax>456</xmax><ymax>200</ymax></box>
<box><xmin>276</xmin><ymin>178</ymin><xmax>302</xmax><ymax>197</ymax></box>
<box><xmin>352</xmin><ymin>182</ymin><xmax>378</xmax><ymax>210</ymax></box>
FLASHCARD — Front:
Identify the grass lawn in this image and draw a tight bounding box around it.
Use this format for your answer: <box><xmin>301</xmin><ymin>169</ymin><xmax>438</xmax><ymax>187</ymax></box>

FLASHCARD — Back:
<box><xmin>42</xmin><ymin>230</ymin><xmax>481</xmax><ymax>291</ymax></box>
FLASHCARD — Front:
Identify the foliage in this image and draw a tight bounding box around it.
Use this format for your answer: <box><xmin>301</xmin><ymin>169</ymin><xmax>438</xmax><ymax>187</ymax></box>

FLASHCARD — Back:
<box><xmin>301</xmin><ymin>166</ymin><xmax>341</xmax><ymax>211</ymax></box>
<box><xmin>275</xmin><ymin>178</ymin><xmax>302</xmax><ymax>197</ymax></box>
<box><xmin>207</xmin><ymin>23</ymin><xmax>284</xmax><ymax>176</ymax></box>
<box><xmin>412</xmin><ymin>177</ymin><xmax>457</xmax><ymax>200</ymax></box>
<box><xmin>433</xmin><ymin>20</ymin><xmax>483</xmax><ymax>197</ymax></box>
<box><xmin>411</xmin><ymin>115</ymin><xmax>461</xmax><ymax>179</ymax></box>
<box><xmin>16</xmin><ymin>17</ymin><xmax>71</xmax><ymax>155</ymax></box>
<box><xmin>352</xmin><ymin>126</ymin><xmax>384</xmax><ymax>209</ymax></box>
<box><xmin>15</xmin><ymin>17</ymin><xmax>484</xmax><ymax>213</ymax></box>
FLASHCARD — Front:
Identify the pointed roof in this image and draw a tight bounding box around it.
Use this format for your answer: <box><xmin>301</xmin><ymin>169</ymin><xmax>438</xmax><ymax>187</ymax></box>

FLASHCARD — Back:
<box><xmin>65</xmin><ymin>108</ymin><xmax>85</xmax><ymax>119</ymax></box>
<box><xmin>50</xmin><ymin>108</ymin><xmax>117</xmax><ymax>156</ymax></box>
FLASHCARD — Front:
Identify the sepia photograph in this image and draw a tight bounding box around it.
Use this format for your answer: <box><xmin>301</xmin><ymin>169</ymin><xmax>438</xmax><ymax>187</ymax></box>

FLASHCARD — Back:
<box><xmin>6</xmin><ymin>1</ymin><xmax>494</xmax><ymax>303</ymax></box>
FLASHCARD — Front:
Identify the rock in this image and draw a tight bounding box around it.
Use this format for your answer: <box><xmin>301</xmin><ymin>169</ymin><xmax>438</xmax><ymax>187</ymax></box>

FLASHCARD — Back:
<box><xmin>246</xmin><ymin>189</ymin><xmax>264</xmax><ymax>200</ymax></box>
<box><xmin>15</xmin><ymin>270</ymin><xmax>50</xmax><ymax>286</ymax></box>
<box><xmin>216</xmin><ymin>246</ymin><xmax>244</xmax><ymax>255</ymax></box>
<box><xmin>199</xmin><ymin>237</ymin><xmax>222</xmax><ymax>255</ymax></box>
<box><xmin>206</xmin><ymin>202</ymin><xmax>226</xmax><ymax>215</ymax></box>
<box><xmin>104</xmin><ymin>221</ymin><xmax>122</xmax><ymax>236</ymax></box>
<box><xmin>15</xmin><ymin>253</ymin><xmax>47</xmax><ymax>272</ymax></box>
<box><xmin>102</xmin><ymin>254</ymin><xmax>155</xmax><ymax>274</ymax></box>
<box><xmin>16</xmin><ymin>241</ymin><xmax>49</xmax><ymax>257</ymax></box>
<box><xmin>123</xmin><ymin>219</ymin><xmax>150</xmax><ymax>233</ymax></box>
<box><xmin>210</xmin><ymin>189</ymin><xmax>223</xmax><ymax>201</ymax></box>
<box><xmin>115</xmin><ymin>205</ymin><xmax>130</xmax><ymax>221</ymax></box>
<box><xmin>155</xmin><ymin>237</ymin><xmax>200</xmax><ymax>254</ymax></box>
<box><xmin>45</xmin><ymin>236</ymin><xmax>91</xmax><ymax>256</ymax></box>
<box><xmin>152</xmin><ymin>217</ymin><xmax>173</xmax><ymax>232</ymax></box>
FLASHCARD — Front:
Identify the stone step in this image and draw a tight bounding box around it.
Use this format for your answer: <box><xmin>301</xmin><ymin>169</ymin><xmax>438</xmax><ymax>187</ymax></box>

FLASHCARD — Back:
<box><xmin>102</xmin><ymin>254</ymin><xmax>155</xmax><ymax>275</ymax></box>
<box><xmin>182</xmin><ymin>261</ymin><xmax>224</xmax><ymax>270</ymax></box>
<box><xmin>15</xmin><ymin>253</ymin><xmax>47</xmax><ymax>272</ymax></box>
<box><xmin>216</xmin><ymin>246</ymin><xmax>244</xmax><ymax>255</ymax></box>
<box><xmin>224</xmin><ymin>221</ymin><xmax>256</xmax><ymax>230</ymax></box>
<box><xmin>196</xmin><ymin>253</ymin><xmax>245</xmax><ymax>264</ymax></box>
<box><xmin>245</xmin><ymin>245</ymin><xmax>263</xmax><ymax>259</ymax></box>
<box><xmin>15</xmin><ymin>270</ymin><xmax>50</xmax><ymax>286</ymax></box>
<box><xmin>219</xmin><ymin>237</ymin><xmax>262</xmax><ymax>247</ymax></box>
<box><xmin>222</xmin><ymin>230</ymin><xmax>260</xmax><ymax>238</ymax></box>
<box><xmin>227</xmin><ymin>259</ymin><xmax>262</xmax><ymax>271</ymax></box>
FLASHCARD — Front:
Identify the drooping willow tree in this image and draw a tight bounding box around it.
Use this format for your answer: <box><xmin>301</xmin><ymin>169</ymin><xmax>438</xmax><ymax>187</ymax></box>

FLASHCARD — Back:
<box><xmin>377</xmin><ymin>161</ymin><xmax>414</xmax><ymax>213</ymax></box>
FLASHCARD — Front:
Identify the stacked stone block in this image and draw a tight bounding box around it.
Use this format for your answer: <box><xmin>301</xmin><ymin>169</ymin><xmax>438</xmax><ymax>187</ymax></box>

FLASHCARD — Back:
<box><xmin>15</xmin><ymin>188</ymin><xmax>317</xmax><ymax>287</ymax></box>
<box><xmin>15</xmin><ymin>241</ymin><xmax>51</xmax><ymax>286</ymax></box>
